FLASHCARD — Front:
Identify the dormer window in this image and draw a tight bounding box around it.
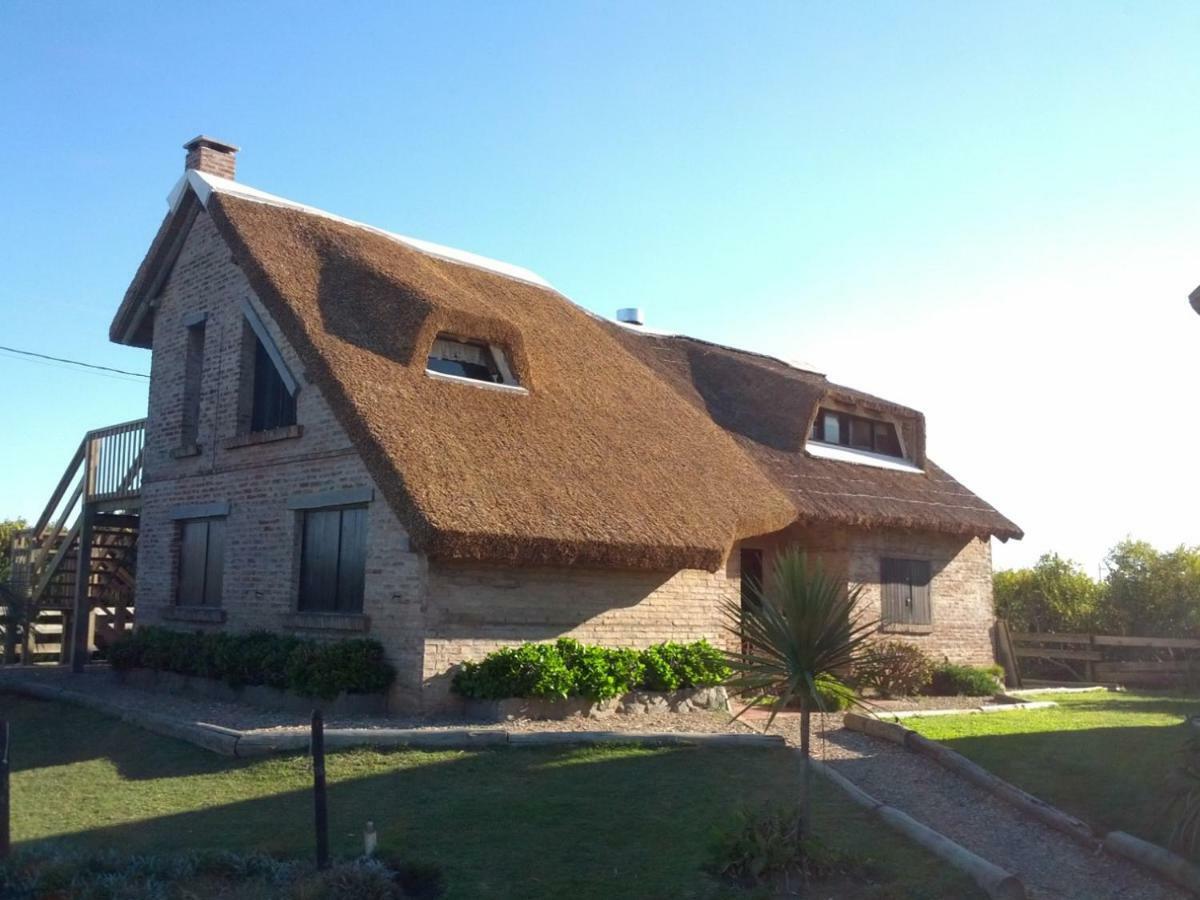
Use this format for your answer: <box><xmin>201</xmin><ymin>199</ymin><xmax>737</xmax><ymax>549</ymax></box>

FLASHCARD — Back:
<box><xmin>426</xmin><ymin>335</ymin><xmax>519</xmax><ymax>387</ymax></box>
<box><xmin>811</xmin><ymin>408</ymin><xmax>902</xmax><ymax>458</ymax></box>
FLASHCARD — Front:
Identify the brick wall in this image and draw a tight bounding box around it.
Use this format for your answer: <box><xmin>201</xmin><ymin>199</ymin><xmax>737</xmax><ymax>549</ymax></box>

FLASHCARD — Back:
<box><xmin>137</xmin><ymin>210</ymin><xmax>428</xmax><ymax>710</ymax></box>
<box><xmin>421</xmin><ymin>561</ymin><xmax>740</xmax><ymax>709</ymax></box>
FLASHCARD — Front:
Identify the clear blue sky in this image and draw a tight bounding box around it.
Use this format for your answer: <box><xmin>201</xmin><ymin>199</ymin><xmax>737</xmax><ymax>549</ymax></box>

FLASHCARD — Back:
<box><xmin>2</xmin><ymin>1</ymin><xmax>1198</xmax><ymax>573</ymax></box>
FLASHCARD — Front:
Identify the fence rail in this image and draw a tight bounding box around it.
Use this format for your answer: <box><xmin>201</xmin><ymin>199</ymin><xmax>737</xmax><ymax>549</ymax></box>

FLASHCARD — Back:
<box><xmin>1008</xmin><ymin>629</ymin><xmax>1200</xmax><ymax>686</ymax></box>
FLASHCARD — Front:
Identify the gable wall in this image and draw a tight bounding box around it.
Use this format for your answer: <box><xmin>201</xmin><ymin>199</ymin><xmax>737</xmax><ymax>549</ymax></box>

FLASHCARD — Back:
<box><xmin>137</xmin><ymin>209</ymin><xmax>427</xmax><ymax>709</ymax></box>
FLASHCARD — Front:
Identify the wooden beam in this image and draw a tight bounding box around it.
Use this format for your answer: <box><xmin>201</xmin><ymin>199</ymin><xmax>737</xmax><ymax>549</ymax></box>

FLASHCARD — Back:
<box><xmin>70</xmin><ymin>503</ymin><xmax>95</xmax><ymax>673</ymax></box>
<box><xmin>1014</xmin><ymin>648</ymin><xmax>1103</xmax><ymax>661</ymax></box>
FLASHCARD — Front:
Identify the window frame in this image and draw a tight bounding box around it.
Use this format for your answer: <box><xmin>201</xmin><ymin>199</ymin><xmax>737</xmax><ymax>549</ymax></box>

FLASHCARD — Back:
<box><xmin>175</xmin><ymin>516</ymin><xmax>226</xmax><ymax>607</ymax></box>
<box><xmin>297</xmin><ymin>504</ymin><xmax>369</xmax><ymax>614</ymax></box>
<box><xmin>810</xmin><ymin>408</ymin><xmax>904</xmax><ymax>458</ymax></box>
<box><xmin>425</xmin><ymin>334</ymin><xmax>521</xmax><ymax>388</ymax></box>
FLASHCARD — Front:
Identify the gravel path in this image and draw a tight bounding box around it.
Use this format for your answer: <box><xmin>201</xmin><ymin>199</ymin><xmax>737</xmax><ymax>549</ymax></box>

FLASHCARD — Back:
<box><xmin>754</xmin><ymin>711</ymin><xmax>1187</xmax><ymax>900</ymax></box>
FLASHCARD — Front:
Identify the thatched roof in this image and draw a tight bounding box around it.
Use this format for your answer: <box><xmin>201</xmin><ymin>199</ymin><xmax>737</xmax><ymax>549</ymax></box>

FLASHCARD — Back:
<box><xmin>113</xmin><ymin>172</ymin><xmax>1020</xmax><ymax>570</ymax></box>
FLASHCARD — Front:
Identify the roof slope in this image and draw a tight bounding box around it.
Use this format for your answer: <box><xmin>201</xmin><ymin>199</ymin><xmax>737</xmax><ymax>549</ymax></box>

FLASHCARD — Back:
<box><xmin>204</xmin><ymin>191</ymin><xmax>799</xmax><ymax>571</ymax></box>
<box><xmin>605</xmin><ymin>328</ymin><xmax>1022</xmax><ymax>541</ymax></box>
<box><xmin>115</xmin><ymin>172</ymin><xmax>1020</xmax><ymax>569</ymax></box>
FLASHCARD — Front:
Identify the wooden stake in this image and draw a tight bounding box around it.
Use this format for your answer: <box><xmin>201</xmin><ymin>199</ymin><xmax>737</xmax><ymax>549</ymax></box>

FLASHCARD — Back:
<box><xmin>311</xmin><ymin>709</ymin><xmax>330</xmax><ymax>871</ymax></box>
<box><xmin>1</xmin><ymin>720</ymin><xmax>10</xmax><ymax>859</ymax></box>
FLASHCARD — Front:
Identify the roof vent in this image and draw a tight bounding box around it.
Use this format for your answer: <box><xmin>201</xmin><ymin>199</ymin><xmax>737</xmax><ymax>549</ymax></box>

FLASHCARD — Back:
<box><xmin>616</xmin><ymin>308</ymin><xmax>644</xmax><ymax>326</ymax></box>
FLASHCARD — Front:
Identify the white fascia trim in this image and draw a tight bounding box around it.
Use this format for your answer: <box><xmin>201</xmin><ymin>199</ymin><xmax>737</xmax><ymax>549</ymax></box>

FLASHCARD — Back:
<box><xmin>180</xmin><ymin>170</ymin><xmax>554</xmax><ymax>291</ymax></box>
<box><xmin>424</xmin><ymin>369</ymin><xmax>529</xmax><ymax>395</ymax></box>
<box><xmin>806</xmin><ymin>440</ymin><xmax>924</xmax><ymax>474</ymax></box>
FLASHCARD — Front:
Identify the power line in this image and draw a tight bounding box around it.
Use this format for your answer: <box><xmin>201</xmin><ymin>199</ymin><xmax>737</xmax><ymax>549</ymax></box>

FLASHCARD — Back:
<box><xmin>0</xmin><ymin>345</ymin><xmax>149</xmax><ymax>379</ymax></box>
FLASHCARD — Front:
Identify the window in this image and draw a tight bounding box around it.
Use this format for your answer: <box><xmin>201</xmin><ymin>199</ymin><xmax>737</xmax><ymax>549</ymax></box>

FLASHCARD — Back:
<box><xmin>739</xmin><ymin>548</ymin><xmax>764</xmax><ymax>655</ymax></box>
<box><xmin>811</xmin><ymin>408</ymin><xmax>903</xmax><ymax>458</ymax></box>
<box><xmin>181</xmin><ymin>321</ymin><xmax>206</xmax><ymax>446</ymax></box>
<box><xmin>426</xmin><ymin>335</ymin><xmax>517</xmax><ymax>386</ymax></box>
<box><xmin>298</xmin><ymin>506</ymin><xmax>367</xmax><ymax>613</ymax></box>
<box><xmin>177</xmin><ymin>517</ymin><xmax>225</xmax><ymax>606</ymax></box>
<box><xmin>251</xmin><ymin>337</ymin><xmax>296</xmax><ymax>431</ymax></box>
<box><xmin>881</xmin><ymin>558</ymin><xmax>931</xmax><ymax>628</ymax></box>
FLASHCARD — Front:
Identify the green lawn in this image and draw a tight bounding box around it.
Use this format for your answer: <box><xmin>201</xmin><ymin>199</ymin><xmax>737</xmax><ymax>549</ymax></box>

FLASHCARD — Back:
<box><xmin>4</xmin><ymin>696</ymin><xmax>981</xmax><ymax>899</ymax></box>
<box><xmin>905</xmin><ymin>691</ymin><xmax>1200</xmax><ymax>848</ymax></box>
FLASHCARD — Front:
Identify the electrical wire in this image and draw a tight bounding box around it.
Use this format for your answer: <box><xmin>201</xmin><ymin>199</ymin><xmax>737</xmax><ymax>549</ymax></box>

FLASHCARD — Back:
<box><xmin>0</xmin><ymin>345</ymin><xmax>149</xmax><ymax>379</ymax></box>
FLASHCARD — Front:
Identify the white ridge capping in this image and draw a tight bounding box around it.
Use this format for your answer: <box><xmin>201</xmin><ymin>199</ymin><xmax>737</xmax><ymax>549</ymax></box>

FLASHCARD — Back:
<box><xmin>167</xmin><ymin>170</ymin><xmax>555</xmax><ymax>291</ymax></box>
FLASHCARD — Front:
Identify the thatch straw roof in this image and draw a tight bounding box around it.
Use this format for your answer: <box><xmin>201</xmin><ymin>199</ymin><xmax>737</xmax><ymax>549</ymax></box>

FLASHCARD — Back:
<box><xmin>113</xmin><ymin>174</ymin><xmax>1020</xmax><ymax>570</ymax></box>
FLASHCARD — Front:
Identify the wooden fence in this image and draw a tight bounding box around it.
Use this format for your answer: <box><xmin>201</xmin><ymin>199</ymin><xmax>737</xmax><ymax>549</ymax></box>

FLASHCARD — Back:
<box><xmin>1006</xmin><ymin>628</ymin><xmax>1200</xmax><ymax>686</ymax></box>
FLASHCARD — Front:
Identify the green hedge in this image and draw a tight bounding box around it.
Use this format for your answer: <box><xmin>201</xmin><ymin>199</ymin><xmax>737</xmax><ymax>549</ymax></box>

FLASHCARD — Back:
<box><xmin>108</xmin><ymin>626</ymin><xmax>395</xmax><ymax>700</ymax></box>
<box><xmin>451</xmin><ymin>638</ymin><xmax>731</xmax><ymax>701</ymax></box>
<box><xmin>925</xmin><ymin>662</ymin><xmax>1004</xmax><ymax>697</ymax></box>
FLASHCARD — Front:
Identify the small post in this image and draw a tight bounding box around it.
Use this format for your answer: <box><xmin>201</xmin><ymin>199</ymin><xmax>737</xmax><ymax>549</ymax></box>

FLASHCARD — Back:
<box><xmin>311</xmin><ymin>709</ymin><xmax>330</xmax><ymax>871</ymax></box>
<box><xmin>1</xmin><ymin>720</ymin><xmax>10</xmax><ymax>860</ymax></box>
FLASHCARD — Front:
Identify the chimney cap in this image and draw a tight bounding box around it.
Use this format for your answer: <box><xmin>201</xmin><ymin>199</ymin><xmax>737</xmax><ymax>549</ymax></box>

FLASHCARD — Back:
<box><xmin>616</xmin><ymin>308</ymin><xmax>644</xmax><ymax>326</ymax></box>
<box><xmin>183</xmin><ymin>135</ymin><xmax>240</xmax><ymax>154</ymax></box>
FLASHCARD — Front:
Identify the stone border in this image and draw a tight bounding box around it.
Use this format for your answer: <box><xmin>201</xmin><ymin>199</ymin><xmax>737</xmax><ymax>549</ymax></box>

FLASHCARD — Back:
<box><xmin>464</xmin><ymin>686</ymin><xmax>728</xmax><ymax>722</ymax></box>
<box><xmin>0</xmin><ymin>678</ymin><xmax>783</xmax><ymax>759</ymax></box>
<box><xmin>843</xmin><ymin>711</ymin><xmax>1200</xmax><ymax>896</ymax></box>
<box><xmin>874</xmin><ymin>701</ymin><xmax>1057</xmax><ymax>721</ymax></box>
<box><xmin>813</xmin><ymin>757</ymin><xmax>1026</xmax><ymax>900</ymax></box>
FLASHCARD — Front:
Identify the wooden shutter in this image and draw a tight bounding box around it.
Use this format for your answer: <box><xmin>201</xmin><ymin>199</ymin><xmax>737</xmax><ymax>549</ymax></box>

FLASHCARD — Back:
<box><xmin>300</xmin><ymin>508</ymin><xmax>341</xmax><ymax>611</ymax></box>
<box><xmin>335</xmin><ymin>507</ymin><xmax>367</xmax><ymax>613</ymax></box>
<box><xmin>881</xmin><ymin>558</ymin><xmax>904</xmax><ymax>626</ymax></box>
<box><xmin>177</xmin><ymin>520</ymin><xmax>208</xmax><ymax>606</ymax></box>
<box><xmin>203</xmin><ymin>518</ymin><xmax>225</xmax><ymax>607</ymax></box>
<box><xmin>908</xmin><ymin>559</ymin><xmax>932</xmax><ymax>625</ymax></box>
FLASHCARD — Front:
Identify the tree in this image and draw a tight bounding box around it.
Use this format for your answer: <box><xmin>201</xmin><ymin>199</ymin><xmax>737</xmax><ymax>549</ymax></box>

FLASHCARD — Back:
<box><xmin>0</xmin><ymin>518</ymin><xmax>28</xmax><ymax>586</ymax></box>
<box><xmin>1104</xmin><ymin>540</ymin><xmax>1200</xmax><ymax>636</ymax></box>
<box><xmin>993</xmin><ymin>553</ymin><xmax>1103</xmax><ymax>633</ymax></box>
<box><xmin>724</xmin><ymin>548</ymin><xmax>875</xmax><ymax>758</ymax></box>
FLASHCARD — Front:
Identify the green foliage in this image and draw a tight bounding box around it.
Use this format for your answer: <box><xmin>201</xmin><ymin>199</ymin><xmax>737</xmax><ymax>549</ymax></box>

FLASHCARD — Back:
<box><xmin>926</xmin><ymin>662</ymin><xmax>1004</xmax><ymax>697</ymax></box>
<box><xmin>994</xmin><ymin>542</ymin><xmax>1200</xmax><ymax>639</ymax></box>
<box><xmin>993</xmin><ymin>552</ymin><xmax>1104</xmax><ymax>634</ymax></box>
<box><xmin>108</xmin><ymin>627</ymin><xmax>395</xmax><ymax>699</ymax></box>
<box><xmin>0</xmin><ymin>516</ymin><xmax>27</xmax><ymax>585</ymax></box>
<box><xmin>712</xmin><ymin>804</ymin><xmax>847</xmax><ymax>886</ymax></box>
<box><xmin>724</xmin><ymin>548</ymin><xmax>875</xmax><ymax>753</ymax></box>
<box><xmin>0</xmin><ymin>846</ymin><xmax>439</xmax><ymax>900</ymax></box>
<box><xmin>852</xmin><ymin>640</ymin><xmax>934</xmax><ymax>697</ymax></box>
<box><xmin>451</xmin><ymin>638</ymin><xmax>729</xmax><ymax>701</ymax></box>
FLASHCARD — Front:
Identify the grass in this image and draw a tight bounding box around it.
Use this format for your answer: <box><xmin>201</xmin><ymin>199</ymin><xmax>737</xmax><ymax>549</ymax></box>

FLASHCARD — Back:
<box><xmin>905</xmin><ymin>690</ymin><xmax>1200</xmax><ymax>849</ymax></box>
<box><xmin>3</xmin><ymin>695</ymin><xmax>982</xmax><ymax>899</ymax></box>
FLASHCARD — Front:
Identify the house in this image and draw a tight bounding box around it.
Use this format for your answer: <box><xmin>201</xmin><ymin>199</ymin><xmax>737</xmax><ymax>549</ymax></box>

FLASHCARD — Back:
<box><xmin>46</xmin><ymin>136</ymin><xmax>1022</xmax><ymax>710</ymax></box>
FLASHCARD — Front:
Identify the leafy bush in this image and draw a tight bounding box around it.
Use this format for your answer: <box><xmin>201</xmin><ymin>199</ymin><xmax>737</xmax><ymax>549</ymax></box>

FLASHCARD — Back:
<box><xmin>925</xmin><ymin>662</ymin><xmax>1004</xmax><ymax>697</ymax></box>
<box><xmin>711</xmin><ymin>804</ymin><xmax>848</xmax><ymax>886</ymax></box>
<box><xmin>0</xmin><ymin>847</ymin><xmax>441</xmax><ymax>899</ymax></box>
<box><xmin>852</xmin><ymin>640</ymin><xmax>934</xmax><ymax>697</ymax></box>
<box><xmin>108</xmin><ymin>627</ymin><xmax>395</xmax><ymax>699</ymax></box>
<box><xmin>451</xmin><ymin>638</ymin><xmax>730</xmax><ymax>701</ymax></box>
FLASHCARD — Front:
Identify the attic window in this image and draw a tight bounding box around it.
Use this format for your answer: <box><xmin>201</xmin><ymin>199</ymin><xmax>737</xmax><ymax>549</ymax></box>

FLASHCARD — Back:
<box><xmin>426</xmin><ymin>336</ymin><xmax>518</xmax><ymax>387</ymax></box>
<box><xmin>811</xmin><ymin>408</ymin><xmax>902</xmax><ymax>458</ymax></box>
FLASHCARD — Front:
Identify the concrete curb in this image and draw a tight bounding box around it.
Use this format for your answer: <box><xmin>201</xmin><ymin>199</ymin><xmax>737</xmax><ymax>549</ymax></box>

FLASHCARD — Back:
<box><xmin>843</xmin><ymin>711</ymin><xmax>1200</xmax><ymax>896</ymax></box>
<box><xmin>875</xmin><ymin>701</ymin><xmax>1057</xmax><ymax>721</ymax></box>
<box><xmin>812</xmin><ymin>758</ymin><xmax>1026</xmax><ymax>900</ymax></box>
<box><xmin>0</xmin><ymin>679</ymin><xmax>785</xmax><ymax>758</ymax></box>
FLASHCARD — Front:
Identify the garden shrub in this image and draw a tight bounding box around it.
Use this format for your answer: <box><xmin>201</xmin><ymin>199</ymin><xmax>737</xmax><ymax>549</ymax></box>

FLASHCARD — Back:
<box><xmin>451</xmin><ymin>638</ymin><xmax>730</xmax><ymax>701</ymax></box>
<box><xmin>926</xmin><ymin>662</ymin><xmax>1004</xmax><ymax>697</ymax></box>
<box><xmin>851</xmin><ymin>640</ymin><xmax>934</xmax><ymax>697</ymax></box>
<box><xmin>107</xmin><ymin>627</ymin><xmax>395</xmax><ymax>698</ymax></box>
<box><xmin>711</xmin><ymin>804</ymin><xmax>848</xmax><ymax>885</ymax></box>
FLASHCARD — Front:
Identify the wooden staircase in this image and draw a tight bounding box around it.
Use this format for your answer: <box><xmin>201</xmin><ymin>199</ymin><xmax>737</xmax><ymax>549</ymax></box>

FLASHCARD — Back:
<box><xmin>4</xmin><ymin>419</ymin><xmax>145</xmax><ymax>666</ymax></box>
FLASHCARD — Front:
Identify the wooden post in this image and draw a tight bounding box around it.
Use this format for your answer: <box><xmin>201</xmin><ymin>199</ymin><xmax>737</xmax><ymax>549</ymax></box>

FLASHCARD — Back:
<box><xmin>70</xmin><ymin>503</ymin><xmax>95</xmax><ymax>674</ymax></box>
<box><xmin>312</xmin><ymin>710</ymin><xmax>330</xmax><ymax>870</ymax></box>
<box><xmin>0</xmin><ymin>720</ymin><xmax>10</xmax><ymax>860</ymax></box>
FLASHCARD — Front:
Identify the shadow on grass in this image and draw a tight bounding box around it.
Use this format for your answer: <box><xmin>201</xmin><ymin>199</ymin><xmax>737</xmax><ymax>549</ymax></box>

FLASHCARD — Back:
<box><xmin>4</xmin><ymin>694</ymin><xmax>258</xmax><ymax>779</ymax></box>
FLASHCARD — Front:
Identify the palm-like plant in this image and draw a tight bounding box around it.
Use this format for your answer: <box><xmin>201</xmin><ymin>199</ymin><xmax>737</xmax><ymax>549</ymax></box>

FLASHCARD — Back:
<box><xmin>723</xmin><ymin>547</ymin><xmax>877</xmax><ymax>758</ymax></box>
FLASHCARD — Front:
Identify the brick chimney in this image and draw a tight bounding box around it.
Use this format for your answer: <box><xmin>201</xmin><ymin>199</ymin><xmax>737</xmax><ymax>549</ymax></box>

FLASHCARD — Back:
<box><xmin>184</xmin><ymin>135</ymin><xmax>239</xmax><ymax>180</ymax></box>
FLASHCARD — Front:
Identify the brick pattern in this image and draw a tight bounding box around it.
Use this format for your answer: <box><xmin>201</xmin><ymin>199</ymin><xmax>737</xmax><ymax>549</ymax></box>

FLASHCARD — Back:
<box><xmin>184</xmin><ymin>145</ymin><xmax>236</xmax><ymax>179</ymax></box>
<box><xmin>137</xmin><ymin>210</ymin><xmax>427</xmax><ymax>710</ymax></box>
<box><xmin>421</xmin><ymin>562</ymin><xmax>740</xmax><ymax>709</ymax></box>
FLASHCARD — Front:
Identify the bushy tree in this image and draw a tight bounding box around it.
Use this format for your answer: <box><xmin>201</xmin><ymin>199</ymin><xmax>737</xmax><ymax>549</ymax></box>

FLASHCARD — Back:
<box><xmin>0</xmin><ymin>517</ymin><xmax>28</xmax><ymax>585</ymax></box>
<box><xmin>993</xmin><ymin>552</ymin><xmax>1103</xmax><ymax>633</ymax></box>
<box><xmin>1103</xmin><ymin>540</ymin><xmax>1200</xmax><ymax>636</ymax></box>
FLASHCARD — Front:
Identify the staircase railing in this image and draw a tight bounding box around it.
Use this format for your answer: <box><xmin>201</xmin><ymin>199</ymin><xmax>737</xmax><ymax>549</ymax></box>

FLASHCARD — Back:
<box><xmin>18</xmin><ymin>418</ymin><xmax>146</xmax><ymax>607</ymax></box>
